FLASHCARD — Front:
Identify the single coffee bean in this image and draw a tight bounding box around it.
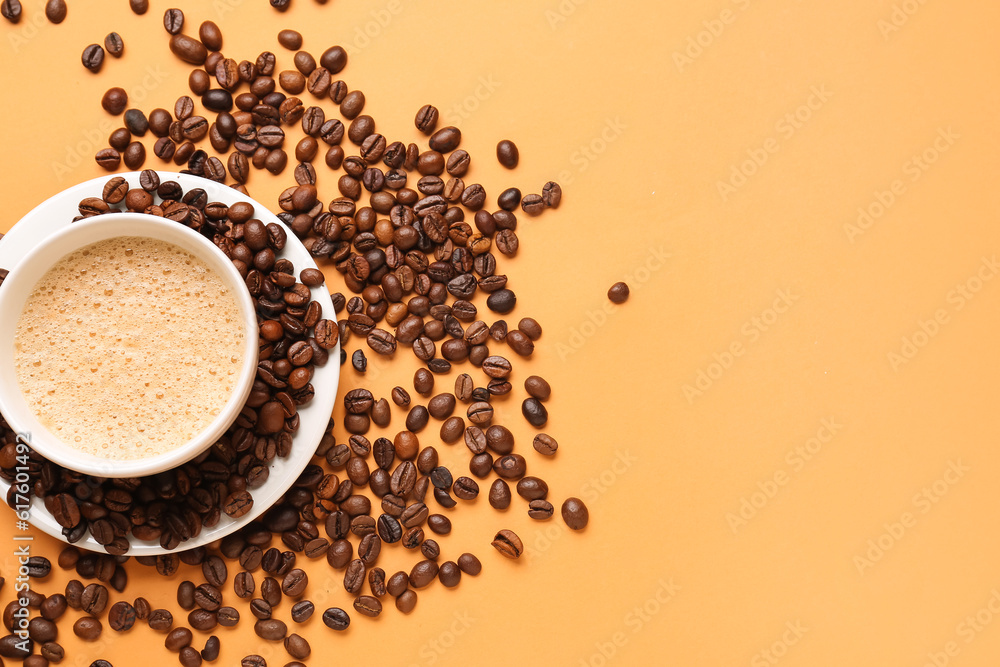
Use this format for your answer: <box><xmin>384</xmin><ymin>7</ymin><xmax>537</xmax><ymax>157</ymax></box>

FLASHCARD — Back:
<box><xmin>102</xmin><ymin>88</ymin><xmax>128</xmax><ymax>115</ymax></box>
<box><xmin>320</xmin><ymin>45</ymin><xmax>348</xmax><ymax>73</ymax></box>
<box><xmin>489</xmin><ymin>479</ymin><xmax>511</xmax><ymax>509</ymax></box>
<box><xmin>496</xmin><ymin>139</ymin><xmax>519</xmax><ymax>168</ymax></box>
<box><xmin>352</xmin><ymin>349</ymin><xmax>367</xmax><ymax>372</ymax></box>
<box><xmin>40</xmin><ymin>594</ymin><xmax>67</xmax><ymax>621</ymax></box>
<box><xmin>74</xmin><ymin>617</ymin><xmax>103</xmax><ymax>641</ymax></box>
<box><xmin>429</xmin><ymin>126</ymin><xmax>461</xmax><ymax>152</ymax></box>
<box><xmin>278</xmin><ymin>29</ymin><xmax>302</xmax><ymax>49</ymax></box>
<box><xmin>453</xmin><ymin>476</ymin><xmax>479</xmax><ymax>500</ymax></box>
<box><xmin>542</xmin><ymin>181</ymin><xmax>563</xmax><ymax>207</ymax></box>
<box><xmin>45</xmin><ymin>0</ymin><xmax>66</xmax><ymax>25</ymax></box>
<box><xmin>148</xmin><ymin>609</ymin><xmax>173</xmax><ymax>631</ymax></box>
<box><xmin>217</xmin><ymin>607</ymin><xmax>239</xmax><ymax>627</ymax></box>
<box><xmin>491</xmin><ymin>529</ymin><xmax>523</xmax><ymax>559</ymax></box>
<box><xmin>561</xmin><ymin>497</ymin><xmax>589</xmax><ymax>530</ymax></box>
<box><xmin>522</xmin><ymin>398</ymin><xmax>548</xmax><ymax>427</ymax></box>
<box><xmin>163</xmin><ymin>9</ymin><xmax>184</xmax><ymax>33</ymax></box>
<box><xmin>129</xmin><ymin>0</ymin><xmax>148</xmax><ymax>13</ymax></box>
<box><xmin>82</xmin><ymin>44</ymin><xmax>105</xmax><ymax>72</ymax></box>
<box><xmin>322</xmin><ymin>607</ymin><xmax>350</xmax><ymax>631</ymax></box>
<box><xmin>457</xmin><ymin>553</ymin><xmax>482</xmax><ymax>576</ymax></box>
<box><xmin>170</xmin><ymin>34</ymin><xmax>208</xmax><ymax>65</ymax></box>
<box><xmin>81</xmin><ymin>583</ymin><xmax>109</xmax><ymax>616</ymax></box>
<box><xmin>202</xmin><ymin>636</ymin><xmax>220</xmax><ymax>662</ymax></box>
<box><xmin>396</xmin><ymin>589</ymin><xmax>418</xmax><ymax>613</ymax></box>
<box><xmin>524</xmin><ymin>375</ymin><xmax>551</xmax><ymax>401</ymax></box>
<box><xmin>354</xmin><ymin>595</ymin><xmax>382</xmax><ymax>618</ymax></box>
<box><xmin>516</xmin><ymin>476</ymin><xmax>549</xmax><ymax>500</ymax></box>
<box><xmin>179</xmin><ymin>645</ymin><xmax>202</xmax><ymax>667</ymax></box>
<box><xmin>415</xmin><ymin>104</ymin><xmax>438</xmax><ymax>135</ymax></box>
<box><xmin>409</xmin><ymin>560</ymin><xmax>439</xmax><ymax>588</ymax></box>
<box><xmin>285</xmin><ymin>633</ymin><xmax>311</xmax><ymax>659</ymax></box>
<box><xmin>166</xmin><ymin>627</ymin><xmax>193</xmax><ymax>651</ymax></box>
<box><xmin>608</xmin><ymin>281</ymin><xmax>630</xmax><ymax>303</ymax></box>
<box><xmin>532</xmin><ymin>433</ymin><xmax>559</xmax><ymax>456</ymax></box>
<box><xmin>1</xmin><ymin>0</ymin><xmax>22</xmax><ymax>23</ymax></box>
<box><xmin>108</xmin><ymin>601</ymin><xmax>136</xmax><ymax>632</ymax></box>
<box><xmin>199</xmin><ymin>20</ymin><xmax>223</xmax><ymax>50</ymax></box>
<box><xmin>234</xmin><ymin>571</ymin><xmax>255</xmax><ymax>598</ymax></box>
<box><xmin>177</xmin><ymin>581</ymin><xmax>196</xmax><ymax>610</ymax></box>
<box><xmin>439</xmin><ymin>561</ymin><xmax>461</xmax><ymax>587</ymax></box>
<box><xmin>254</xmin><ymin>618</ymin><xmax>287</xmax><ymax>641</ymax></box>
<box><xmin>290</xmin><ymin>600</ymin><xmax>314</xmax><ymax>623</ymax></box>
<box><xmin>486</xmin><ymin>288</ymin><xmax>516</xmax><ymax>314</ymax></box>
<box><xmin>528</xmin><ymin>499</ymin><xmax>555</xmax><ymax>520</ymax></box>
<box><xmin>242</xmin><ymin>656</ymin><xmax>266</xmax><ymax>667</ymax></box>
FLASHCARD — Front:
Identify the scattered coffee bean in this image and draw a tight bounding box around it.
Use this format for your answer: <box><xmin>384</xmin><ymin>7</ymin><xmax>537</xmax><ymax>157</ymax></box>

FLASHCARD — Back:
<box><xmin>608</xmin><ymin>281</ymin><xmax>630</xmax><ymax>303</ymax></box>
<box><xmin>82</xmin><ymin>44</ymin><xmax>105</xmax><ymax>72</ymax></box>
<box><xmin>45</xmin><ymin>0</ymin><xmax>66</xmax><ymax>24</ymax></box>
<box><xmin>496</xmin><ymin>140</ymin><xmax>519</xmax><ymax>168</ymax></box>
<box><xmin>491</xmin><ymin>529</ymin><xmax>523</xmax><ymax>559</ymax></box>
<box><xmin>322</xmin><ymin>607</ymin><xmax>350</xmax><ymax>631</ymax></box>
<box><xmin>561</xmin><ymin>497</ymin><xmax>589</xmax><ymax>530</ymax></box>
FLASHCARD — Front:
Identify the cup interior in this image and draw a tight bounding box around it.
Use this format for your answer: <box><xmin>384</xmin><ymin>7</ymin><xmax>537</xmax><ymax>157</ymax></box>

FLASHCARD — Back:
<box><xmin>0</xmin><ymin>213</ymin><xmax>259</xmax><ymax>478</ymax></box>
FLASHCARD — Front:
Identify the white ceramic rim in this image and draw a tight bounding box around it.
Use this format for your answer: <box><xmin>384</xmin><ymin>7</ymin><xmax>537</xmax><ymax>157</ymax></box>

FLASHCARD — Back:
<box><xmin>0</xmin><ymin>213</ymin><xmax>260</xmax><ymax>478</ymax></box>
<box><xmin>0</xmin><ymin>171</ymin><xmax>340</xmax><ymax>554</ymax></box>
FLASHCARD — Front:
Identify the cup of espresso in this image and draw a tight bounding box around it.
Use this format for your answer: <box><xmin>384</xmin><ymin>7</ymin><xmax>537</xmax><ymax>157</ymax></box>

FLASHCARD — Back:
<box><xmin>0</xmin><ymin>213</ymin><xmax>259</xmax><ymax>478</ymax></box>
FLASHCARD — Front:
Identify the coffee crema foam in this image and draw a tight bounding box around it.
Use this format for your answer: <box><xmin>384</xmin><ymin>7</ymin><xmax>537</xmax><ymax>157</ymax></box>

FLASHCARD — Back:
<box><xmin>14</xmin><ymin>236</ymin><xmax>245</xmax><ymax>460</ymax></box>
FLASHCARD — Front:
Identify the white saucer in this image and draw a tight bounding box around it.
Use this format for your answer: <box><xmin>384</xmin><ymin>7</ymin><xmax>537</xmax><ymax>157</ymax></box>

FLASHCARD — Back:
<box><xmin>0</xmin><ymin>172</ymin><xmax>340</xmax><ymax>555</ymax></box>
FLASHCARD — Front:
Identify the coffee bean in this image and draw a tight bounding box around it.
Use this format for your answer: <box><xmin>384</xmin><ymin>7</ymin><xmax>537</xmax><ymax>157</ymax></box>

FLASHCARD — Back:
<box><xmin>352</xmin><ymin>349</ymin><xmax>367</xmax><ymax>372</ymax></box>
<box><xmin>458</xmin><ymin>553</ymin><xmax>482</xmax><ymax>575</ymax></box>
<box><xmin>528</xmin><ymin>499</ymin><xmax>555</xmax><ymax>520</ymax></box>
<box><xmin>453</xmin><ymin>476</ymin><xmax>479</xmax><ymax>500</ymax></box>
<box><xmin>561</xmin><ymin>497</ymin><xmax>589</xmax><ymax>530</ymax></box>
<box><xmin>354</xmin><ymin>595</ymin><xmax>382</xmax><ymax>618</ymax></box>
<box><xmin>148</xmin><ymin>609</ymin><xmax>173</xmax><ymax>631</ymax></box>
<box><xmin>199</xmin><ymin>21</ymin><xmax>223</xmax><ymax>50</ymax></box>
<box><xmin>170</xmin><ymin>34</ymin><xmax>208</xmax><ymax>65</ymax></box>
<box><xmin>522</xmin><ymin>398</ymin><xmax>548</xmax><ymax>427</ymax></box>
<box><xmin>102</xmin><ymin>88</ymin><xmax>128</xmax><ymax>115</ymax></box>
<box><xmin>242</xmin><ymin>656</ymin><xmax>266</xmax><ymax>667</ymax></box>
<box><xmin>408</xmin><ymin>560</ymin><xmax>439</xmax><ymax>588</ymax></box>
<box><xmin>1</xmin><ymin>0</ymin><xmax>21</xmax><ymax>23</ymax></box>
<box><xmin>524</xmin><ymin>375</ymin><xmax>551</xmax><ymax>401</ymax></box>
<box><xmin>429</xmin><ymin>126</ymin><xmax>461</xmax><ymax>152</ymax></box>
<box><xmin>608</xmin><ymin>281</ymin><xmax>630</xmax><ymax>303</ymax></box>
<box><xmin>532</xmin><ymin>433</ymin><xmax>559</xmax><ymax>456</ymax></box>
<box><xmin>163</xmin><ymin>8</ymin><xmax>184</xmax><ymax>33</ymax></box>
<box><xmin>396</xmin><ymin>590</ymin><xmax>418</xmax><ymax>613</ymax></box>
<box><xmin>278</xmin><ymin>29</ymin><xmax>302</xmax><ymax>49</ymax></box>
<box><xmin>486</xmin><ymin>289</ymin><xmax>516</xmax><ymax>314</ymax></box>
<box><xmin>180</xmin><ymin>646</ymin><xmax>203</xmax><ymax>667</ymax></box>
<box><xmin>542</xmin><ymin>181</ymin><xmax>562</xmax><ymax>207</ymax></box>
<box><xmin>81</xmin><ymin>583</ymin><xmax>109</xmax><ymax>616</ymax></box>
<box><xmin>489</xmin><ymin>479</ymin><xmax>511</xmax><ymax>509</ymax></box>
<box><xmin>73</xmin><ymin>617</ymin><xmax>102</xmax><ymax>641</ymax></box>
<box><xmin>194</xmin><ymin>584</ymin><xmax>222</xmax><ymax>611</ymax></box>
<box><xmin>217</xmin><ymin>607</ymin><xmax>239</xmax><ymax>627</ymax></box>
<box><xmin>40</xmin><ymin>594</ymin><xmax>67</xmax><ymax>621</ymax></box>
<box><xmin>177</xmin><ymin>581</ymin><xmax>195</xmax><ymax>610</ymax></box>
<box><xmin>82</xmin><ymin>44</ymin><xmax>105</xmax><ymax>72</ymax></box>
<box><xmin>129</xmin><ymin>0</ymin><xmax>148</xmax><ymax>13</ymax></box>
<box><xmin>439</xmin><ymin>561</ymin><xmax>461</xmax><ymax>587</ymax></box>
<box><xmin>367</xmin><ymin>328</ymin><xmax>396</xmax><ymax>355</ymax></box>
<box><xmin>254</xmin><ymin>618</ymin><xmax>287</xmax><ymax>641</ymax></box>
<box><xmin>282</xmin><ymin>569</ymin><xmax>308</xmax><ymax>597</ymax></box>
<box><xmin>290</xmin><ymin>600</ymin><xmax>314</xmax><ymax>623</ymax></box>
<box><xmin>320</xmin><ymin>45</ymin><xmax>348</xmax><ymax>73</ymax></box>
<box><xmin>202</xmin><ymin>556</ymin><xmax>228</xmax><ymax>588</ymax></box>
<box><xmin>166</xmin><ymin>627</ymin><xmax>193</xmax><ymax>651</ymax></box>
<box><xmin>108</xmin><ymin>601</ymin><xmax>136</xmax><ymax>632</ymax></box>
<box><xmin>340</xmin><ymin>90</ymin><xmax>365</xmax><ymax>119</ymax></box>
<box><xmin>496</xmin><ymin>140</ymin><xmax>519</xmax><ymax>168</ymax></box>
<box><xmin>189</xmin><ymin>609</ymin><xmax>217</xmax><ymax>631</ymax></box>
<box><xmin>26</xmin><ymin>556</ymin><xmax>51</xmax><ymax>578</ymax></box>
<box><xmin>491</xmin><ymin>529</ymin><xmax>523</xmax><ymax>559</ymax></box>
<box><xmin>467</xmin><ymin>401</ymin><xmax>494</xmax><ymax>426</ymax></box>
<box><xmin>285</xmin><ymin>633</ymin><xmax>311</xmax><ymax>659</ymax></box>
<box><xmin>233</xmin><ymin>572</ymin><xmax>255</xmax><ymax>599</ymax></box>
<box><xmin>415</xmin><ymin>104</ymin><xmax>438</xmax><ymax>134</ymax></box>
<box><xmin>322</xmin><ymin>607</ymin><xmax>350</xmax><ymax>631</ymax></box>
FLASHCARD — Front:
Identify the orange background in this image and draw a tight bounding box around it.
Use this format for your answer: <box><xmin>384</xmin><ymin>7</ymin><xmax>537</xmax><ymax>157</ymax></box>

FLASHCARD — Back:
<box><xmin>1</xmin><ymin>0</ymin><xmax>999</xmax><ymax>665</ymax></box>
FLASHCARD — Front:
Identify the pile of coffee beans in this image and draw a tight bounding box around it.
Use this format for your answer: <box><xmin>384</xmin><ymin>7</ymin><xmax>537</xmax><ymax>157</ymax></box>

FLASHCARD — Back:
<box><xmin>0</xmin><ymin>4</ymin><xmax>619</xmax><ymax>664</ymax></box>
<box><xmin>1</xmin><ymin>171</ymin><xmax>335</xmax><ymax>554</ymax></box>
